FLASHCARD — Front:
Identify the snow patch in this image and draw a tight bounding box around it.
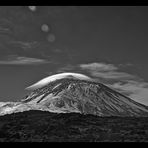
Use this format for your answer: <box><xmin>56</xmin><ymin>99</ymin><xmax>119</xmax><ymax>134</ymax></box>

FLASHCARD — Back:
<box><xmin>52</xmin><ymin>83</ymin><xmax>62</xmax><ymax>90</ymax></box>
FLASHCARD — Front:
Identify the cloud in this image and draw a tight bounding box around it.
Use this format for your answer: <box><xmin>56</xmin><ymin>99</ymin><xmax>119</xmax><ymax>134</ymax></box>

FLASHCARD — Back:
<box><xmin>79</xmin><ymin>62</ymin><xmax>148</xmax><ymax>105</ymax></box>
<box><xmin>109</xmin><ymin>80</ymin><xmax>148</xmax><ymax>105</ymax></box>
<box><xmin>80</xmin><ymin>63</ymin><xmax>137</xmax><ymax>80</ymax></box>
<box><xmin>0</xmin><ymin>55</ymin><xmax>50</xmax><ymax>65</ymax></box>
<box><xmin>9</xmin><ymin>41</ymin><xmax>40</xmax><ymax>50</ymax></box>
<box><xmin>80</xmin><ymin>63</ymin><xmax>118</xmax><ymax>71</ymax></box>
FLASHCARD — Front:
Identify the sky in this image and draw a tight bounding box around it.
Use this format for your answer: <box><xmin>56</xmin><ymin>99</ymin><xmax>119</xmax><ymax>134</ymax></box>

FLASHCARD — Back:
<box><xmin>0</xmin><ymin>6</ymin><xmax>148</xmax><ymax>105</ymax></box>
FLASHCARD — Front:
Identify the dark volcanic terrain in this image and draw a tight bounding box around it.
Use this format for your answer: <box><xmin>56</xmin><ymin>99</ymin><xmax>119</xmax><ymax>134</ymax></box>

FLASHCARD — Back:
<box><xmin>0</xmin><ymin>110</ymin><xmax>148</xmax><ymax>142</ymax></box>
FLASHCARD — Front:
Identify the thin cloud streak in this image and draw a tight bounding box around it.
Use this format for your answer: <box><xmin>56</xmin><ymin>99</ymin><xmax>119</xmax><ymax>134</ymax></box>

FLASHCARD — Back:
<box><xmin>0</xmin><ymin>56</ymin><xmax>50</xmax><ymax>65</ymax></box>
<box><xmin>9</xmin><ymin>41</ymin><xmax>40</xmax><ymax>50</ymax></box>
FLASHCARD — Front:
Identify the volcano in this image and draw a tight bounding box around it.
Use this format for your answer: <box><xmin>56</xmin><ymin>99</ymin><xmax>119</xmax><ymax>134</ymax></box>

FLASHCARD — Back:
<box><xmin>0</xmin><ymin>72</ymin><xmax>148</xmax><ymax>116</ymax></box>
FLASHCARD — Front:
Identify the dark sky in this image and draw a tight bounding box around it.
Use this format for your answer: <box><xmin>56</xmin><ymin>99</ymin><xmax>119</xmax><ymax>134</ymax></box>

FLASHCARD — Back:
<box><xmin>0</xmin><ymin>6</ymin><xmax>148</xmax><ymax>105</ymax></box>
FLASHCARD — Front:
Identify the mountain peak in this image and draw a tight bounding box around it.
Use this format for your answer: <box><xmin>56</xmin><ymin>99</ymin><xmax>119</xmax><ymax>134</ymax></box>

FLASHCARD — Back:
<box><xmin>21</xmin><ymin>78</ymin><xmax>148</xmax><ymax>117</ymax></box>
<box><xmin>1</xmin><ymin>73</ymin><xmax>148</xmax><ymax>117</ymax></box>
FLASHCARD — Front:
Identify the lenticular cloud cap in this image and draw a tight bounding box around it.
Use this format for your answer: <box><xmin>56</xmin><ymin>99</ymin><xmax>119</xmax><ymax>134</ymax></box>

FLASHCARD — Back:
<box><xmin>26</xmin><ymin>72</ymin><xmax>93</xmax><ymax>90</ymax></box>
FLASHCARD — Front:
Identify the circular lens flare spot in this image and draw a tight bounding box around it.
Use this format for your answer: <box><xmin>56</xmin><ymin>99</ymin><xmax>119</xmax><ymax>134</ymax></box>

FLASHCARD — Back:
<box><xmin>41</xmin><ymin>24</ymin><xmax>50</xmax><ymax>33</ymax></box>
<box><xmin>47</xmin><ymin>33</ymin><xmax>56</xmax><ymax>42</ymax></box>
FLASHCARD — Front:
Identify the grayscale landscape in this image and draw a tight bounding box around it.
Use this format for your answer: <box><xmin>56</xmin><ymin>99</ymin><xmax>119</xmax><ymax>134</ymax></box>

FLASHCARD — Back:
<box><xmin>0</xmin><ymin>6</ymin><xmax>148</xmax><ymax>142</ymax></box>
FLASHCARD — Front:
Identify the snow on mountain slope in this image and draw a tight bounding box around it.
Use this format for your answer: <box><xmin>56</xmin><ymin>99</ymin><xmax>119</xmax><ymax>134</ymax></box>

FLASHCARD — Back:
<box><xmin>26</xmin><ymin>73</ymin><xmax>93</xmax><ymax>90</ymax></box>
<box><xmin>0</xmin><ymin>73</ymin><xmax>148</xmax><ymax>117</ymax></box>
